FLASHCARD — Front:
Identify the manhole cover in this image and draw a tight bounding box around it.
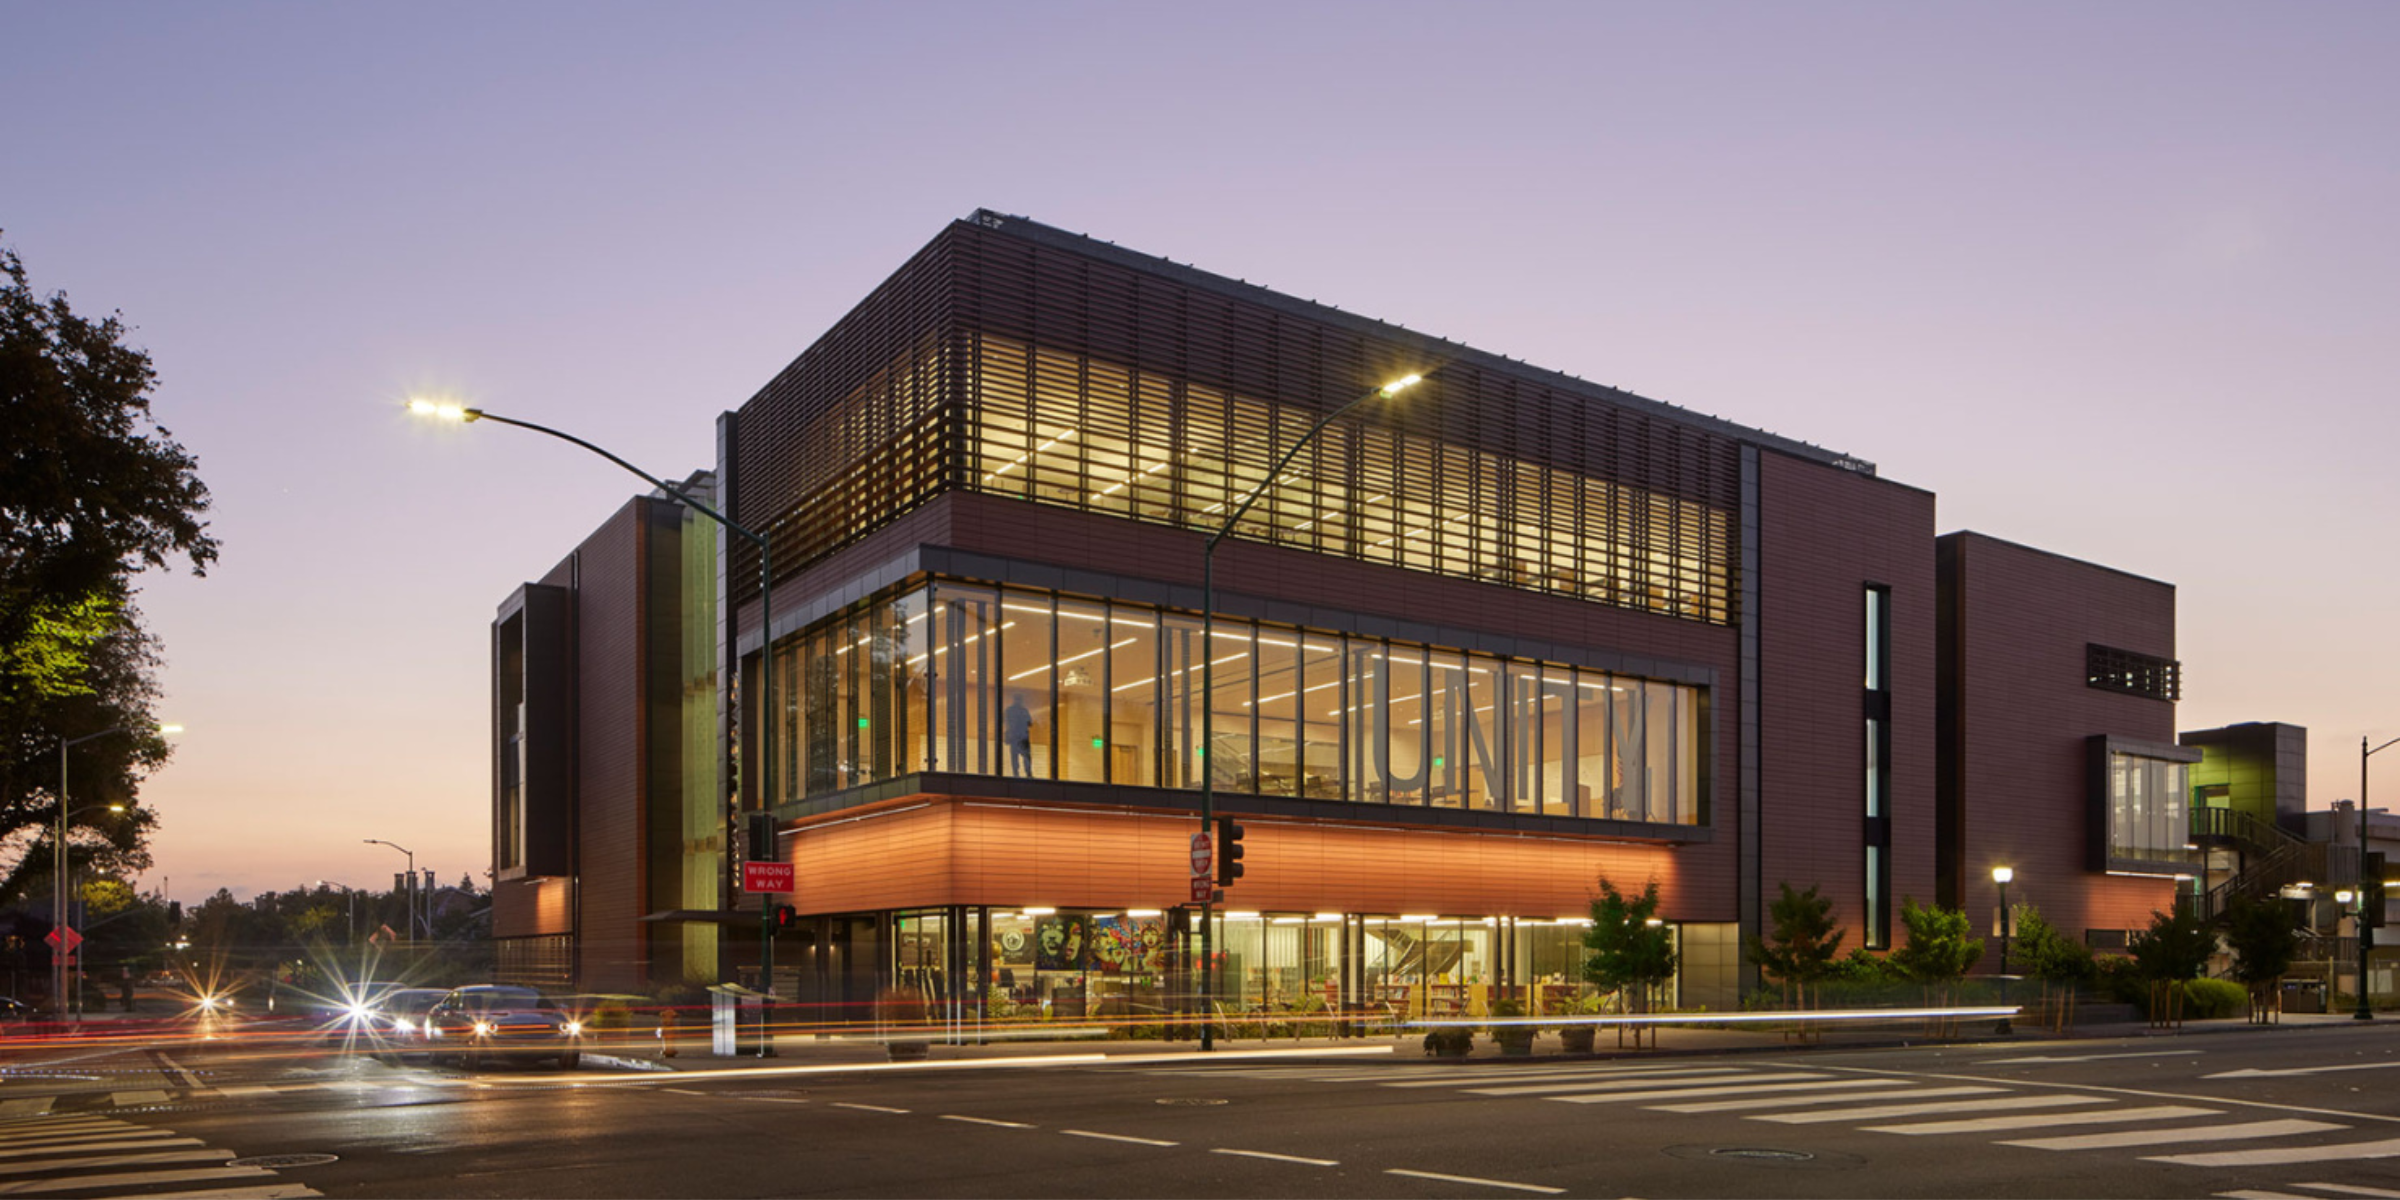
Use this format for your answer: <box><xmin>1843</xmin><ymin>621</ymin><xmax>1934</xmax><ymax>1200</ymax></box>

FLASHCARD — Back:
<box><xmin>1155</xmin><ymin>1098</ymin><xmax>1230</xmax><ymax>1106</ymax></box>
<box><xmin>227</xmin><ymin>1154</ymin><xmax>339</xmax><ymax>1169</ymax></box>
<box><xmin>1664</xmin><ymin>1144</ymin><xmax>1860</xmax><ymax>1170</ymax></box>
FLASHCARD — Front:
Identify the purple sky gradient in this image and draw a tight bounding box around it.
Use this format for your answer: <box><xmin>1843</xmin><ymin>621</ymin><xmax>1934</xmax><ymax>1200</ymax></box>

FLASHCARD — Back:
<box><xmin>11</xmin><ymin>3</ymin><xmax>2397</xmax><ymax>902</ymax></box>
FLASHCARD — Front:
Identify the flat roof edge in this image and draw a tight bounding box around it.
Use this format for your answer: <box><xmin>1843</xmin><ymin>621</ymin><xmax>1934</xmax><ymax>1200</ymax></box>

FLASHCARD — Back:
<box><xmin>965</xmin><ymin>208</ymin><xmax>1874</xmax><ymax>475</ymax></box>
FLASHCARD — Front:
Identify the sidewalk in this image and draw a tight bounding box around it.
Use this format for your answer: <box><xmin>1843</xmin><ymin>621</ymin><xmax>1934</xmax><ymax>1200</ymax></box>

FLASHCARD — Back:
<box><xmin>588</xmin><ymin>1009</ymin><xmax>2398</xmax><ymax>1075</ymax></box>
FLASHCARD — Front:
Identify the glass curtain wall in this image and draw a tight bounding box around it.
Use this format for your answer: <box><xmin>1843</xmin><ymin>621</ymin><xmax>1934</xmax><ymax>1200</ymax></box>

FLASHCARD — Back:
<box><xmin>2108</xmin><ymin>752</ymin><xmax>2193</xmax><ymax>863</ymax></box>
<box><xmin>776</xmin><ymin>579</ymin><xmax>1705</xmax><ymax>825</ymax></box>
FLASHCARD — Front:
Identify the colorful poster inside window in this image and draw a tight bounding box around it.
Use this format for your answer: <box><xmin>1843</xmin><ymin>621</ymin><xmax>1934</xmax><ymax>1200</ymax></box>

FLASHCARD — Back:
<box><xmin>1035</xmin><ymin>915</ymin><xmax>1088</xmax><ymax>971</ymax></box>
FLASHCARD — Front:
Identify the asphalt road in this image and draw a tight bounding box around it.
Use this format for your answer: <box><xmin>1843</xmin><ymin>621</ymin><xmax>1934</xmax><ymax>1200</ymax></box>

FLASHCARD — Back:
<box><xmin>4</xmin><ymin>1025</ymin><xmax>2399</xmax><ymax>1198</ymax></box>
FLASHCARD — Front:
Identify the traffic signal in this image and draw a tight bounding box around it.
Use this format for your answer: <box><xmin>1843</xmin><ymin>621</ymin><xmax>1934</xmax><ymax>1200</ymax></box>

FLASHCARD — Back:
<box><xmin>770</xmin><ymin>903</ymin><xmax>799</xmax><ymax>933</ymax></box>
<box><xmin>1215</xmin><ymin>817</ymin><xmax>1245</xmax><ymax>886</ymax></box>
<box><xmin>747</xmin><ymin>811</ymin><xmax>779</xmax><ymax>862</ymax></box>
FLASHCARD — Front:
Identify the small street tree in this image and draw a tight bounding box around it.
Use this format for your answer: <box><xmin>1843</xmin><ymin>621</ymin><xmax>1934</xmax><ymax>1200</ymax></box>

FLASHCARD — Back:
<box><xmin>2223</xmin><ymin>895</ymin><xmax>2300</xmax><ymax>1025</ymax></box>
<box><xmin>1585</xmin><ymin>877</ymin><xmax>1678</xmax><ymax>1048</ymax></box>
<box><xmin>2010</xmin><ymin>904</ymin><xmax>2094</xmax><ymax>1032</ymax></box>
<box><xmin>2127</xmin><ymin>907</ymin><xmax>2216</xmax><ymax>1027</ymax></box>
<box><xmin>1887</xmin><ymin>898</ymin><xmax>1983</xmax><ymax>1033</ymax></box>
<box><xmin>1744</xmin><ymin>881</ymin><xmax>1845</xmax><ymax>1009</ymax></box>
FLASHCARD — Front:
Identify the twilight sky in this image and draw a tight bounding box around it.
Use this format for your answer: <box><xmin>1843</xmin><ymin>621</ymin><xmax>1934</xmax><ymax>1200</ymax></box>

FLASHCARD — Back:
<box><xmin>10</xmin><ymin>2</ymin><xmax>2397</xmax><ymax>902</ymax></box>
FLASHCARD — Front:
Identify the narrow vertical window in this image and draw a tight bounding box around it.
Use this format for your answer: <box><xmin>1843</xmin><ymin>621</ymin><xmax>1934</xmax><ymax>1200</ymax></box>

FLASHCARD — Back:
<box><xmin>1863</xmin><ymin>585</ymin><xmax>1893</xmax><ymax>950</ymax></box>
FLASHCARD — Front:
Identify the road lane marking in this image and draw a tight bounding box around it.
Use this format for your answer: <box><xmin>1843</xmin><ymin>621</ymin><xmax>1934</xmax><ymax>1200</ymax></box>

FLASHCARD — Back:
<box><xmin>124</xmin><ymin>1188</ymin><xmax>319</xmax><ymax>1200</ymax></box>
<box><xmin>2004</xmin><ymin>1119</ymin><xmax>2348</xmax><ymax>1151</ymax></box>
<box><xmin>833</xmin><ymin>1103</ymin><xmax>909</xmax><ymax>1114</ymax></box>
<box><xmin>1472</xmin><ymin>1072</ymin><xmax>1825</xmax><ymax>1098</ymax></box>
<box><xmin>941</xmin><ymin>1115</ymin><xmax>1033</xmax><ymax>1128</ymax></box>
<box><xmin>0</xmin><ymin>1165</ymin><xmax>275</xmax><ymax>1195</ymax></box>
<box><xmin>1864</xmin><ymin>1105</ymin><xmax>2223</xmax><ymax>1135</ymax></box>
<box><xmin>1978</xmin><ymin>1051</ymin><xmax>2200</xmax><ymax>1065</ymax></box>
<box><xmin>2290</xmin><ymin>1184</ymin><xmax>2400</xmax><ymax>1198</ymax></box>
<box><xmin>1387</xmin><ymin>1168</ymin><xmax>1565</xmax><ymax>1194</ymax></box>
<box><xmin>2147</xmin><ymin>1138</ymin><xmax>2400</xmax><ymax>1167</ymax></box>
<box><xmin>2215</xmin><ymin>1192</ymin><xmax>2317</xmax><ymax>1199</ymax></box>
<box><xmin>111</xmin><ymin>1090</ymin><xmax>171</xmax><ymax>1106</ymax></box>
<box><xmin>1549</xmin><ymin>1079</ymin><xmax>1910</xmax><ymax>1104</ymax></box>
<box><xmin>1064</xmin><ymin>1130</ymin><xmax>1177</xmax><ymax>1146</ymax></box>
<box><xmin>1213</xmin><ymin>1149</ymin><xmax>1337</xmax><ymax>1166</ymax></box>
<box><xmin>662</xmin><ymin>1088</ymin><xmax>709</xmax><ymax>1097</ymax></box>
<box><xmin>0</xmin><ymin>1148</ymin><xmax>231</xmax><ymax>1177</ymax></box>
<box><xmin>1383</xmin><ymin>1066</ymin><xmax>1749</xmax><ymax>1089</ymax></box>
<box><xmin>214</xmin><ymin>1085</ymin><xmax>278</xmax><ymax>1098</ymax></box>
<box><xmin>1649</xmin><ymin>1084</ymin><xmax>1977</xmax><ymax>1114</ymax></box>
<box><xmin>1758</xmin><ymin>1094</ymin><xmax>2106</xmax><ymax>1124</ymax></box>
<box><xmin>0</xmin><ymin>1103</ymin><xmax>50</xmax><ymax>1121</ymax></box>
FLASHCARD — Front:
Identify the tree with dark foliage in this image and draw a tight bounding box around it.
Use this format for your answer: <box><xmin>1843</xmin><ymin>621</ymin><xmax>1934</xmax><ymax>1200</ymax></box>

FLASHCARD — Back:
<box><xmin>1</xmin><ymin>236</ymin><xmax>215</xmax><ymax>904</ymax></box>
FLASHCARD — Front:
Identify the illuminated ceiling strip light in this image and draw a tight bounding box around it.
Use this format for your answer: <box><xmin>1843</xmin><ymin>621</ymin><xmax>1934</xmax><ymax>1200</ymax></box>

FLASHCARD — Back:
<box><xmin>906</xmin><ymin>621</ymin><xmax>1016</xmax><ymax>666</ymax></box>
<box><xmin>1008</xmin><ymin>638</ymin><xmax>1137</xmax><ymax>682</ymax></box>
<box><xmin>1293</xmin><ymin>493</ymin><xmax>1388</xmax><ymax>533</ymax></box>
<box><xmin>1094</xmin><ymin>460</ymin><xmax>1171</xmax><ymax>499</ymax></box>
<box><xmin>982</xmin><ymin>428</ymin><xmax>1078</xmax><ymax>482</ymax></box>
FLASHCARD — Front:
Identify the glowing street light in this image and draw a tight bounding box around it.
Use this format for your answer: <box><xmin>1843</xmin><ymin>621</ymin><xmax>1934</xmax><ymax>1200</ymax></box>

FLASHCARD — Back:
<box><xmin>55</xmin><ymin>723</ymin><xmax>178</xmax><ymax>1019</ymax></box>
<box><xmin>1196</xmin><ymin>372</ymin><xmax>1426</xmax><ymax>1051</ymax></box>
<box><xmin>410</xmin><ymin>397</ymin><xmax>783</xmax><ymax>1024</ymax></box>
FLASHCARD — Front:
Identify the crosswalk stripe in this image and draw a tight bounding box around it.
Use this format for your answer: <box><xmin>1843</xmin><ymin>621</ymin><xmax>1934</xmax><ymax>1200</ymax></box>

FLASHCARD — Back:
<box><xmin>0</xmin><ymin>1102</ymin><xmax>51</xmax><ymax>1121</ymax></box>
<box><xmin>111</xmin><ymin>1090</ymin><xmax>172</xmax><ymax>1107</ymax></box>
<box><xmin>2145</xmin><ymin>1138</ymin><xmax>2400</xmax><ymax>1168</ymax></box>
<box><xmin>214</xmin><ymin>1086</ymin><xmax>278</xmax><ymax>1098</ymax></box>
<box><xmin>0</xmin><ymin>1116</ymin><xmax>127</xmax><ymax>1132</ymax></box>
<box><xmin>1468</xmin><ymin>1072</ymin><xmax>1823</xmax><ymax>1098</ymax></box>
<box><xmin>0</xmin><ymin>1122</ymin><xmax>135</xmax><ymax>1145</ymax></box>
<box><xmin>2003</xmin><ymin>1119</ymin><xmax>2348</xmax><ymax>1151</ymax></box>
<box><xmin>0</xmin><ymin>1165</ymin><xmax>276</xmax><ymax>1195</ymax></box>
<box><xmin>1547</xmin><ymin>1079</ymin><xmax>1929</xmax><ymax>1105</ymax></box>
<box><xmin>104</xmin><ymin>1188</ymin><xmax>320</xmax><ymax>1200</ymax></box>
<box><xmin>0</xmin><ymin>1137</ymin><xmax>197</xmax><ymax>1160</ymax></box>
<box><xmin>1383</xmin><ymin>1069</ymin><xmax>1753</xmax><ymax>1091</ymax></box>
<box><xmin>2289</xmin><ymin>1184</ymin><xmax>2400</xmax><ymax>1198</ymax></box>
<box><xmin>2215</xmin><ymin>1191</ymin><xmax>2319</xmax><ymax>1199</ymax></box>
<box><xmin>0</xmin><ymin>1148</ymin><xmax>232</xmax><ymax>1177</ymax></box>
<box><xmin>1757</xmin><ymin>1094</ymin><xmax>2107</xmax><ymax>1124</ymax></box>
<box><xmin>1648</xmin><ymin>1084</ymin><xmax>1985</xmax><ymax>1114</ymax></box>
<box><xmin>1863</xmin><ymin>1105</ymin><xmax>2223</xmax><ymax>1136</ymax></box>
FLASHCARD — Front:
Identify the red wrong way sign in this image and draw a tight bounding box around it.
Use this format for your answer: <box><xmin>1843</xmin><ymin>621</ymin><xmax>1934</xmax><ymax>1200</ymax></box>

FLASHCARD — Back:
<box><xmin>1190</xmin><ymin>876</ymin><xmax>1215</xmax><ymax>904</ymax></box>
<box><xmin>1189</xmin><ymin>831</ymin><xmax>1213</xmax><ymax>878</ymax></box>
<box><xmin>742</xmin><ymin>861</ymin><xmax>795</xmax><ymax>894</ymax></box>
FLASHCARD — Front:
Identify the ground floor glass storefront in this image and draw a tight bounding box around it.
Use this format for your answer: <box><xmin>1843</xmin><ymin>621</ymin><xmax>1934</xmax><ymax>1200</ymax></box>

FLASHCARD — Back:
<box><xmin>768</xmin><ymin>578</ymin><xmax>1706</xmax><ymax>824</ymax></box>
<box><xmin>779</xmin><ymin>905</ymin><xmax>1740</xmax><ymax>1033</ymax></box>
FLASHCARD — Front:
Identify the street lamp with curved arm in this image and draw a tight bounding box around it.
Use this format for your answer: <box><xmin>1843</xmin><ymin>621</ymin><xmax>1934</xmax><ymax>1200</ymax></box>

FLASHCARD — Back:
<box><xmin>55</xmin><ymin>724</ymin><xmax>178</xmax><ymax>1019</ymax></box>
<box><xmin>412</xmin><ymin>399</ymin><xmax>783</xmax><ymax>997</ymax></box>
<box><xmin>1197</xmin><ymin>373</ymin><xmax>1425</xmax><ymax>1050</ymax></box>
<box><xmin>363</xmin><ymin>839</ymin><xmax>417</xmax><ymax>950</ymax></box>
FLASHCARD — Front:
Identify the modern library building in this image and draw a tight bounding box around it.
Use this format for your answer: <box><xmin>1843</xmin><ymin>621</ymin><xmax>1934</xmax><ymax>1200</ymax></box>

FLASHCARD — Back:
<box><xmin>488</xmin><ymin>210</ymin><xmax>2196</xmax><ymax>1024</ymax></box>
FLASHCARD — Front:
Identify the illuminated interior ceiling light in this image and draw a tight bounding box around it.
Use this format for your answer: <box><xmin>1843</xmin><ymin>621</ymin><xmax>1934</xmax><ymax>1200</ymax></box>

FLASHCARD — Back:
<box><xmin>1126</xmin><ymin>909</ymin><xmax>1163</xmax><ymax>918</ymax></box>
<box><xmin>1313</xmin><ymin>912</ymin><xmax>1344</xmax><ymax>921</ymax></box>
<box><xmin>1272</xmin><ymin>917</ymin><xmax>1304</xmax><ymax>925</ymax></box>
<box><xmin>982</xmin><ymin>428</ymin><xmax>1078</xmax><ymax>482</ymax></box>
<box><xmin>1400</xmin><ymin>914</ymin><xmax>1438</xmax><ymax>923</ymax></box>
<box><xmin>1093</xmin><ymin>459</ymin><xmax>1171</xmax><ymax>499</ymax></box>
<box><xmin>1020</xmin><ymin>907</ymin><xmax>1056</xmax><ymax>916</ymax></box>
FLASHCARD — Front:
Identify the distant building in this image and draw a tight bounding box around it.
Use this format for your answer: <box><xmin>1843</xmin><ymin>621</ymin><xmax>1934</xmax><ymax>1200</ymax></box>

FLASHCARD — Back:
<box><xmin>487</xmin><ymin>209</ymin><xmax>2212</xmax><ymax>1015</ymax></box>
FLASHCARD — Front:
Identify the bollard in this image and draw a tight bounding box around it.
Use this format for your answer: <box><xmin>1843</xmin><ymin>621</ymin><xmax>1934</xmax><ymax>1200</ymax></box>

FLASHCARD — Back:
<box><xmin>659</xmin><ymin>1007</ymin><xmax>678</xmax><ymax>1058</ymax></box>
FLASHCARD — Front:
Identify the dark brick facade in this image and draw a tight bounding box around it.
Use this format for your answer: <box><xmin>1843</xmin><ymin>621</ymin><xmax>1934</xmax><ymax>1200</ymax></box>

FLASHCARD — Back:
<box><xmin>1937</xmin><ymin>532</ymin><xmax>2181</xmax><ymax>951</ymax></box>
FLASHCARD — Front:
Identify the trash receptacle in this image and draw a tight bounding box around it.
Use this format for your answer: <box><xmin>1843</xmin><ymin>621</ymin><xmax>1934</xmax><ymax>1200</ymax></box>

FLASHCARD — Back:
<box><xmin>708</xmin><ymin>983</ymin><xmax>773</xmax><ymax>1057</ymax></box>
<box><xmin>2281</xmin><ymin>978</ymin><xmax>2324</xmax><ymax>1014</ymax></box>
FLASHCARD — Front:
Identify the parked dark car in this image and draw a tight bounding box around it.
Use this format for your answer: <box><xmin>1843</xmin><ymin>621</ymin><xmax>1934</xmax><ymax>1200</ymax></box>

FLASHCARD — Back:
<box><xmin>424</xmin><ymin>986</ymin><xmax>583</xmax><ymax>1070</ymax></box>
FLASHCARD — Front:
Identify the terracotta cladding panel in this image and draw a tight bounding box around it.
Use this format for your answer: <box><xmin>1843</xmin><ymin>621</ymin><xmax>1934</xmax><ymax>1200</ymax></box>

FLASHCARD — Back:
<box><xmin>1950</xmin><ymin>533</ymin><xmax>2180</xmax><ymax>938</ymax></box>
<box><xmin>572</xmin><ymin>503</ymin><xmax>648</xmax><ymax>974</ymax></box>
<box><xmin>787</xmin><ymin>800</ymin><xmax>1720</xmax><ymax>920</ymax></box>
<box><xmin>493</xmin><ymin>876</ymin><xmax>572</xmax><ymax>937</ymax></box>
<box><xmin>1757</xmin><ymin>453</ymin><xmax>1938</xmax><ymax>934</ymax></box>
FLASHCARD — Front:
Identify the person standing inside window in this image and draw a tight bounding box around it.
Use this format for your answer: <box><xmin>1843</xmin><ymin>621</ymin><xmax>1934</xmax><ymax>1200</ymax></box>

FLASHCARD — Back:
<box><xmin>1004</xmin><ymin>692</ymin><xmax>1033</xmax><ymax>777</ymax></box>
